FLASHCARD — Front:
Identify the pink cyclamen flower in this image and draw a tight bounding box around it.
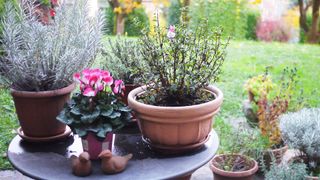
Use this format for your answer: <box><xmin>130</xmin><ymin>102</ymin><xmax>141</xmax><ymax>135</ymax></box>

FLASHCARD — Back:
<box><xmin>167</xmin><ymin>25</ymin><xmax>175</xmax><ymax>39</ymax></box>
<box><xmin>113</xmin><ymin>80</ymin><xmax>125</xmax><ymax>94</ymax></box>
<box><xmin>103</xmin><ymin>76</ymin><xmax>113</xmax><ymax>86</ymax></box>
<box><xmin>83</xmin><ymin>87</ymin><xmax>97</xmax><ymax>97</ymax></box>
<box><xmin>73</xmin><ymin>73</ymin><xmax>81</xmax><ymax>83</ymax></box>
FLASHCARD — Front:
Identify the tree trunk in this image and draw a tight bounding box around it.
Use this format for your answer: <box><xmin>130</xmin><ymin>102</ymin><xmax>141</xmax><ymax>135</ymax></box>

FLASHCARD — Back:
<box><xmin>308</xmin><ymin>0</ymin><xmax>320</xmax><ymax>43</ymax></box>
<box><xmin>181</xmin><ymin>0</ymin><xmax>190</xmax><ymax>24</ymax></box>
<box><xmin>116</xmin><ymin>14</ymin><xmax>125</xmax><ymax>35</ymax></box>
<box><xmin>298</xmin><ymin>0</ymin><xmax>309</xmax><ymax>33</ymax></box>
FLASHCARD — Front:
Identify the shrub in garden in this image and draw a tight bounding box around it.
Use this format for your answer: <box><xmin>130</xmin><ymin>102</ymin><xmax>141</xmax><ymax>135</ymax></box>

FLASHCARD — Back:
<box><xmin>245</xmin><ymin>10</ymin><xmax>260</xmax><ymax>40</ymax></box>
<box><xmin>189</xmin><ymin>0</ymin><xmax>248</xmax><ymax>39</ymax></box>
<box><xmin>280</xmin><ymin>108</ymin><xmax>320</xmax><ymax>176</ymax></box>
<box><xmin>104</xmin><ymin>6</ymin><xmax>149</xmax><ymax>36</ymax></box>
<box><xmin>244</xmin><ymin>67</ymin><xmax>299</xmax><ymax>148</ymax></box>
<box><xmin>167</xmin><ymin>0</ymin><xmax>181</xmax><ymax>26</ymax></box>
<box><xmin>256</xmin><ymin>20</ymin><xmax>291</xmax><ymax>42</ymax></box>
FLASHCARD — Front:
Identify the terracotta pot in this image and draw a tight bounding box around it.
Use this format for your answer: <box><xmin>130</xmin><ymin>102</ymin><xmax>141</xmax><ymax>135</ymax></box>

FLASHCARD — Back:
<box><xmin>306</xmin><ymin>176</ymin><xmax>319</xmax><ymax>180</ymax></box>
<box><xmin>210</xmin><ymin>154</ymin><xmax>258</xmax><ymax>180</ymax></box>
<box><xmin>81</xmin><ymin>132</ymin><xmax>113</xmax><ymax>160</ymax></box>
<box><xmin>263</xmin><ymin>145</ymin><xmax>288</xmax><ymax>167</ymax></box>
<box><xmin>122</xmin><ymin>84</ymin><xmax>139</xmax><ymax>105</ymax></box>
<box><xmin>11</xmin><ymin>84</ymin><xmax>75</xmax><ymax>138</ymax></box>
<box><xmin>127</xmin><ymin>85</ymin><xmax>223</xmax><ymax>154</ymax></box>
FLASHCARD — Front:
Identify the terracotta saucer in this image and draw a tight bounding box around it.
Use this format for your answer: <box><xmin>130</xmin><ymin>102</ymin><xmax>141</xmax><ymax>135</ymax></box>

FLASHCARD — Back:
<box><xmin>142</xmin><ymin>134</ymin><xmax>210</xmax><ymax>155</ymax></box>
<box><xmin>17</xmin><ymin>126</ymin><xmax>72</xmax><ymax>143</ymax></box>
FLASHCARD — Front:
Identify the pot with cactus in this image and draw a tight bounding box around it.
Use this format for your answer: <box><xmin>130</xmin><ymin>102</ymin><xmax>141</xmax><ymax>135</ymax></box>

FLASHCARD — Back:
<box><xmin>280</xmin><ymin>108</ymin><xmax>320</xmax><ymax>179</ymax></box>
<box><xmin>0</xmin><ymin>0</ymin><xmax>103</xmax><ymax>142</ymax></box>
<box><xmin>57</xmin><ymin>68</ymin><xmax>132</xmax><ymax>160</ymax></box>
<box><xmin>242</xmin><ymin>67</ymin><xmax>300</xmax><ymax>166</ymax></box>
<box><xmin>127</xmin><ymin>16</ymin><xmax>228</xmax><ymax>154</ymax></box>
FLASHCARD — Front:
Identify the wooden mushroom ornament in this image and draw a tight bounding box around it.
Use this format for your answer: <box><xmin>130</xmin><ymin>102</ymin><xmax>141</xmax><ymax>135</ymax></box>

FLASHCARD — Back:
<box><xmin>70</xmin><ymin>152</ymin><xmax>92</xmax><ymax>177</ymax></box>
<box><xmin>98</xmin><ymin>149</ymin><xmax>132</xmax><ymax>174</ymax></box>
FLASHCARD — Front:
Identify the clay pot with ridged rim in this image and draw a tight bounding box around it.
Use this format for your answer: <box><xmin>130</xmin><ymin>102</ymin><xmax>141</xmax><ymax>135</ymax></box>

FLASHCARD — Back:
<box><xmin>127</xmin><ymin>85</ymin><xmax>223</xmax><ymax>154</ymax></box>
<box><xmin>10</xmin><ymin>83</ymin><xmax>75</xmax><ymax>139</ymax></box>
<box><xmin>210</xmin><ymin>154</ymin><xmax>258</xmax><ymax>180</ymax></box>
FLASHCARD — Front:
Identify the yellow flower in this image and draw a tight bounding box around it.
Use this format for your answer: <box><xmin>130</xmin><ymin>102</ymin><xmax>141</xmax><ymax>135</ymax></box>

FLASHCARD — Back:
<box><xmin>133</xmin><ymin>2</ymin><xmax>141</xmax><ymax>8</ymax></box>
<box><xmin>114</xmin><ymin>7</ymin><xmax>122</xmax><ymax>14</ymax></box>
<box><xmin>251</xmin><ymin>0</ymin><xmax>262</xmax><ymax>5</ymax></box>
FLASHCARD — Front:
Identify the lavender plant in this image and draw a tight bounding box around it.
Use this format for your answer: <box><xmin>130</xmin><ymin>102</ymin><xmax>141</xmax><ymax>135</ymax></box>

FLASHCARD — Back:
<box><xmin>137</xmin><ymin>15</ymin><xmax>229</xmax><ymax>106</ymax></box>
<box><xmin>0</xmin><ymin>0</ymin><xmax>103</xmax><ymax>91</ymax></box>
<box><xmin>280</xmin><ymin>108</ymin><xmax>320</xmax><ymax>175</ymax></box>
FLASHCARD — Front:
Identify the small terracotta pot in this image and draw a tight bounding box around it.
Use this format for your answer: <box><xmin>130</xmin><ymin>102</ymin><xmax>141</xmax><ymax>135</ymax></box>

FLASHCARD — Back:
<box><xmin>210</xmin><ymin>154</ymin><xmax>258</xmax><ymax>180</ymax></box>
<box><xmin>81</xmin><ymin>132</ymin><xmax>113</xmax><ymax>160</ymax></box>
<box><xmin>128</xmin><ymin>85</ymin><xmax>223</xmax><ymax>154</ymax></box>
<box><xmin>11</xmin><ymin>83</ymin><xmax>75</xmax><ymax>138</ymax></box>
<box><xmin>263</xmin><ymin>145</ymin><xmax>288</xmax><ymax>166</ymax></box>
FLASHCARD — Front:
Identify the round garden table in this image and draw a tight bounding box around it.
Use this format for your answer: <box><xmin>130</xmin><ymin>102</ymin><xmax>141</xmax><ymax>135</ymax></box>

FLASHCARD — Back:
<box><xmin>7</xmin><ymin>130</ymin><xmax>219</xmax><ymax>180</ymax></box>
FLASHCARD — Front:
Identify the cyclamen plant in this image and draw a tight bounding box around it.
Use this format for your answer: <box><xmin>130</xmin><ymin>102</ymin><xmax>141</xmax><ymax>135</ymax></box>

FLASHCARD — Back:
<box><xmin>57</xmin><ymin>69</ymin><xmax>131</xmax><ymax>139</ymax></box>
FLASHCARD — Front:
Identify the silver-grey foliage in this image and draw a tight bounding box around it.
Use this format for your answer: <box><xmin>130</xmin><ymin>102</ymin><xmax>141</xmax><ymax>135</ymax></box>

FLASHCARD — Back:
<box><xmin>265</xmin><ymin>163</ymin><xmax>307</xmax><ymax>180</ymax></box>
<box><xmin>280</xmin><ymin>108</ymin><xmax>320</xmax><ymax>172</ymax></box>
<box><xmin>0</xmin><ymin>0</ymin><xmax>104</xmax><ymax>91</ymax></box>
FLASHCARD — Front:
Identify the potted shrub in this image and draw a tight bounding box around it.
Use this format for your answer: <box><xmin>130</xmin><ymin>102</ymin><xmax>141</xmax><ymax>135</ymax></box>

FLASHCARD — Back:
<box><xmin>280</xmin><ymin>108</ymin><xmax>320</xmax><ymax>178</ymax></box>
<box><xmin>103</xmin><ymin>36</ymin><xmax>143</xmax><ymax>105</ymax></box>
<box><xmin>210</xmin><ymin>127</ymin><xmax>263</xmax><ymax>180</ymax></box>
<box><xmin>57</xmin><ymin>68</ymin><xmax>132</xmax><ymax>160</ymax></box>
<box><xmin>242</xmin><ymin>67</ymin><xmax>299</xmax><ymax>165</ymax></box>
<box><xmin>0</xmin><ymin>1</ymin><xmax>103</xmax><ymax>141</ymax></box>
<box><xmin>127</xmin><ymin>16</ymin><xmax>229</xmax><ymax>154</ymax></box>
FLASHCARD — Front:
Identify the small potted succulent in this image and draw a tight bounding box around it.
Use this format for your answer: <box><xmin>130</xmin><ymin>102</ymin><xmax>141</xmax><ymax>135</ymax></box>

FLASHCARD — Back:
<box><xmin>0</xmin><ymin>0</ymin><xmax>103</xmax><ymax>141</ymax></box>
<box><xmin>243</xmin><ymin>67</ymin><xmax>299</xmax><ymax>165</ymax></box>
<box><xmin>103</xmin><ymin>36</ymin><xmax>143</xmax><ymax>105</ymax></box>
<box><xmin>127</xmin><ymin>16</ymin><xmax>229</xmax><ymax>154</ymax></box>
<box><xmin>57</xmin><ymin>68</ymin><xmax>132</xmax><ymax>160</ymax></box>
<box><xmin>280</xmin><ymin>108</ymin><xmax>320</xmax><ymax>179</ymax></box>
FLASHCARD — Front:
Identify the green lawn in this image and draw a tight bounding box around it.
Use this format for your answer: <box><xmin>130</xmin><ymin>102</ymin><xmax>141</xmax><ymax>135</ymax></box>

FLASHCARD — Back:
<box><xmin>0</xmin><ymin>40</ymin><xmax>319</xmax><ymax>169</ymax></box>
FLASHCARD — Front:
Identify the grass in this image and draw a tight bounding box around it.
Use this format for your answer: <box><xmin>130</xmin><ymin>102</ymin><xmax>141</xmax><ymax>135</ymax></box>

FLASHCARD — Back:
<box><xmin>0</xmin><ymin>40</ymin><xmax>319</xmax><ymax>169</ymax></box>
<box><xmin>0</xmin><ymin>88</ymin><xmax>18</xmax><ymax>170</ymax></box>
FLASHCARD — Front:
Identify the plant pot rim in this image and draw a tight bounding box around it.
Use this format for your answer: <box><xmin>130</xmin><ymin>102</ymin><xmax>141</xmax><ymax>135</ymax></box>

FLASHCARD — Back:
<box><xmin>128</xmin><ymin>85</ymin><xmax>223</xmax><ymax>110</ymax></box>
<box><xmin>266</xmin><ymin>144</ymin><xmax>288</xmax><ymax>153</ymax></box>
<box><xmin>10</xmin><ymin>83</ymin><xmax>75</xmax><ymax>98</ymax></box>
<box><xmin>210</xmin><ymin>154</ymin><xmax>258</xmax><ymax>178</ymax></box>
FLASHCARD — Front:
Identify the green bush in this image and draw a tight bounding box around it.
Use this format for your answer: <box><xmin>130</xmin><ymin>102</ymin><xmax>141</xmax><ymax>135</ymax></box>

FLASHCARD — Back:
<box><xmin>104</xmin><ymin>7</ymin><xmax>149</xmax><ymax>36</ymax></box>
<box><xmin>167</xmin><ymin>0</ymin><xmax>181</xmax><ymax>26</ymax></box>
<box><xmin>245</xmin><ymin>10</ymin><xmax>260</xmax><ymax>40</ymax></box>
<box><xmin>189</xmin><ymin>0</ymin><xmax>248</xmax><ymax>39</ymax></box>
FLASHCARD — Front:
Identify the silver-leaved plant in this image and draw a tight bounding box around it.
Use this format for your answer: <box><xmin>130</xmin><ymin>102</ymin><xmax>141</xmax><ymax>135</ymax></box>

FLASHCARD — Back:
<box><xmin>0</xmin><ymin>0</ymin><xmax>104</xmax><ymax>91</ymax></box>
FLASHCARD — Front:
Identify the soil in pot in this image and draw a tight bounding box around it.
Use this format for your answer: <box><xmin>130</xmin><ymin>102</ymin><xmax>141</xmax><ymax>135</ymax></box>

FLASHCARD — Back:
<box><xmin>128</xmin><ymin>85</ymin><xmax>223</xmax><ymax>154</ymax></box>
<box><xmin>210</xmin><ymin>154</ymin><xmax>258</xmax><ymax>180</ymax></box>
<box><xmin>11</xmin><ymin>84</ymin><xmax>75</xmax><ymax>140</ymax></box>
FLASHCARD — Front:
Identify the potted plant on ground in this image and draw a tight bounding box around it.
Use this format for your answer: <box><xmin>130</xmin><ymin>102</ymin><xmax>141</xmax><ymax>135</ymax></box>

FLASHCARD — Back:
<box><xmin>243</xmin><ymin>67</ymin><xmax>299</xmax><ymax>165</ymax></box>
<box><xmin>57</xmin><ymin>68</ymin><xmax>132</xmax><ymax>160</ymax></box>
<box><xmin>210</xmin><ymin>127</ymin><xmax>263</xmax><ymax>180</ymax></box>
<box><xmin>265</xmin><ymin>163</ymin><xmax>307</xmax><ymax>180</ymax></box>
<box><xmin>0</xmin><ymin>0</ymin><xmax>103</xmax><ymax>141</ymax></box>
<box><xmin>280</xmin><ymin>108</ymin><xmax>320</xmax><ymax>178</ymax></box>
<box><xmin>127</xmin><ymin>15</ymin><xmax>229</xmax><ymax>154</ymax></box>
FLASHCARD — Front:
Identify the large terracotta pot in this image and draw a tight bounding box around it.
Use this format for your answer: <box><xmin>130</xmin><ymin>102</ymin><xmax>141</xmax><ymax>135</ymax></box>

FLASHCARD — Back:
<box><xmin>127</xmin><ymin>85</ymin><xmax>223</xmax><ymax>154</ymax></box>
<box><xmin>11</xmin><ymin>83</ymin><xmax>75</xmax><ymax>138</ymax></box>
<box><xmin>81</xmin><ymin>132</ymin><xmax>113</xmax><ymax>160</ymax></box>
<box><xmin>210</xmin><ymin>154</ymin><xmax>258</xmax><ymax>180</ymax></box>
